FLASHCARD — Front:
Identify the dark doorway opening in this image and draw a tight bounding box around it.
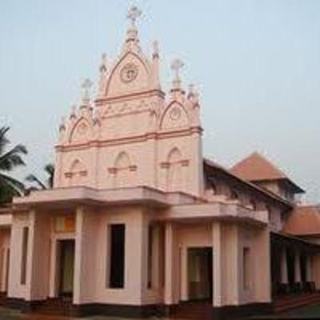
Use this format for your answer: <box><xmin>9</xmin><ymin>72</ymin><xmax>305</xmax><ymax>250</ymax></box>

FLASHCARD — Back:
<box><xmin>109</xmin><ymin>224</ymin><xmax>125</xmax><ymax>289</ymax></box>
<box><xmin>187</xmin><ymin>247</ymin><xmax>213</xmax><ymax>301</ymax></box>
<box><xmin>58</xmin><ymin>240</ymin><xmax>75</xmax><ymax>297</ymax></box>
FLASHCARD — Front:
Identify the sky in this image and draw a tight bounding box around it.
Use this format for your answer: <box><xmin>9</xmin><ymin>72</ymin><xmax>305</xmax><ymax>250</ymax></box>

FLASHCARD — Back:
<box><xmin>0</xmin><ymin>0</ymin><xmax>319</xmax><ymax>202</ymax></box>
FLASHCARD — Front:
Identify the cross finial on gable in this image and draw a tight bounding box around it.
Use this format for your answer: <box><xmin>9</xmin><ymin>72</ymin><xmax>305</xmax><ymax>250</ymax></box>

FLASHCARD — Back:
<box><xmin>127</xmin><ymin>6</ymin><xmax>142</xmax><ymax>27</ymax></box>
<box><xmin>171</xmin><ymin>58</ymin><xmax>184</xmax><ymax>81</ymax></box>
<box><xmin>81</xmin><ymin>78</ymin><xmax>93</xmax><ymax>104</ymax></box>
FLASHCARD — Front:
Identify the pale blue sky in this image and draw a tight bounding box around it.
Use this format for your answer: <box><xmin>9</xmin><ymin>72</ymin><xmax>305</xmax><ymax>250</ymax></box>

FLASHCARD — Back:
<box><xmin>1</xmin><ymin>0</ymin><xmax>319</xmax><ymax>201</ymax></box>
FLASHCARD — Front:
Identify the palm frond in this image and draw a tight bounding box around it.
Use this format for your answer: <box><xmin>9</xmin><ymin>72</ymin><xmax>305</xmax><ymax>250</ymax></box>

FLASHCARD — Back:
<box><xmin>0</xmin><ymin>144</ymin><xmax>28</xmax><ymax>171</ymax></box>
<box><xmin>0</xmin><ymin>127</ymin><xmax>10</xmax><ymax>154</ymax></box>
<box><xmin>44</xmin><ymin>163</ymin><xmax>54</xmax><ymax>188</ymax></box>
<box><xmin>25</xmin><ymin>174</ymin><xmax>47</xmax><ymax>190</ymax></box>
<box><xmin>0</xmin><ymin>173</ymin><xmax>25</xmax><ymax>197</ymax></box>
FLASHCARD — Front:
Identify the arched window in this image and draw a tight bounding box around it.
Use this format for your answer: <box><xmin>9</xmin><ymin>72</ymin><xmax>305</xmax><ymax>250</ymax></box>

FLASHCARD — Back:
<box><xmin>166</xmin><ymin>148</ymin><xmax>183</xmax><ymax>192</ymax></box>
<box><xmin>206</xmin><ymin>177</ymin><xmax>218</xmax><ymax>196</ymax></box>
<box><xmin>113</xmin><ymin>151</ymin><xmax>136</xmax><ymax>188</ymax></box>
<box><xmin>115</xmin><ymin>152</ymin><xmax>130</xmax><ymax>169</ymax></box>
<box><xmin>266</xmin><ymin>205</ymin><xmax>272</xmax><ymax>221</ymax></box>
<box><xmin>230</xmin><ymin>190</ymin><xmax>239</xmax><ymax>200</ymax></box>
<box><xmin>249</xmin><ymin>199</ymin><xmax>257</xmax><ymax>210</ymax></box>
<box><xmin>66</xmin><ymin>159</ymin><xmax>88</xmax><ymax>186</ymax></box>
<box><xmin>210</xmin><ymin>182</ymin><xmax>217</xmax><ymax>195</ymax></box>
<box><xmin>69</xmin><ymin>118</ymin><xmax>91</xmax><ymax>143</ymax></box>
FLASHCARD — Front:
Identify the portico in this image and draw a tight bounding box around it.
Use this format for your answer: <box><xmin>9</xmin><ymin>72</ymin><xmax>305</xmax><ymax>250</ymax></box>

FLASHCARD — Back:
<box><xmin>271</xmin><ymin>232</ymin><xmax>320</xmax><ymax>296</ymax></box>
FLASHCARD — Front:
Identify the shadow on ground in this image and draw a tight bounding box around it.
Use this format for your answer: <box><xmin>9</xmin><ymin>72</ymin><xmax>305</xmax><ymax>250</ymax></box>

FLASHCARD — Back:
<box><xmin>2</xmin><ymin>305</ymin><xmax>320</xmax><ymax>320</ymax></box>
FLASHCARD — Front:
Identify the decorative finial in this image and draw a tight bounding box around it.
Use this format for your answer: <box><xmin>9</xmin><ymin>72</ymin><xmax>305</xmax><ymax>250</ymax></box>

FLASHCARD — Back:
<box><xmin>70</xmin><ymin>104</ymin><xmax>77</xmax><ymax>119</ymax></box>
<box><xmin>59</xmin><ymin>116</ymin><xmax>66</xmax><ymax>131</ymax></box>
<box><xmin>152</xmin><ymin>40</ymin><xmax>159</xmax><ymax>57</ymax></box>
<box><xmin>171</xmin><ymin>58</ymin><xmax>184</xmax><ymax>81</ymax></box>
<box><xmin>81</xmin><ymin>78</ymin><xmax>93</xmax><ymax>104</ymax></box>
<box><xmin>100</xmin><ymin>53</ymin><xmax>107</xmax><ymax>72</ymax></box>
<box><xmin>188</xmin><ymin>84</ymin><xmax>195</xmax><ymax>95</ymax></box>
<box><xmin>171</xmin><ymin>59</ymin><xmax>184</xmax><ymax>91</ymax></box>
<box><xmin>127</xmin><ymin>5</ymin><xmax>142</xmax><ymax>27</ymax></box>
<box><xmin>188</xmin><ymin>84</ymin><xmax>199</xmax><ymax>105</ymax></box>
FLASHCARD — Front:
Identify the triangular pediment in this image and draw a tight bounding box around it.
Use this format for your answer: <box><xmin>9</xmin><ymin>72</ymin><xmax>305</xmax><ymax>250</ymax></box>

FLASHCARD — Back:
<box><xmin>104</xmin><ymin>50</ymin><xmax>152</xmax><ymax>98</ymax></box>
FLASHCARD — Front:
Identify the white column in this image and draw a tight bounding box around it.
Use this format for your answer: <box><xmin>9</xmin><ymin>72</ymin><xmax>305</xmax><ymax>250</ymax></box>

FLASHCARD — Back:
<box><xmin>164</xmin><ymin>222</ymin><xmax>176</xmax><ymax>305</ymax></box>
<box><xmin>294</xmin><ymin>251</ymin><xmax>301</xmax><ymax>283</ymax></box>
<box><xmin>253</xmin><ymin>228</ymin><xmax>271</xmax><ymax>303</ymax></box>
<box><xmin>212</xmin><ymin>222</ymin><xmax>222</xmax><ymax>307</ymax></box>
<box><xmin>26</xmin><ymin>210</ymin><xmax>51</xmax><ymax>301</ymax></box>
<box><xmin>0</xmin><ymin>247</ymin><xmax>7</xmax><ymax>292</ymax></box>
<box><xmin>180</xmin><ymin>246</ymin><xmax>188</xmax><ymax>301</ymax></box>
<box><xmin>49</xmin><ymin>239</ymin><xmax>58</xmax><ymax>298</ymax></box>
<box><xmin>25</xmin><ymin>210</ymin><xmax>36</xmax><ymax>301</ymax></box>
<box><xmin>281</xmin><ymin>248</ymin><xmax>288</xmax><ymax>284</ymax></box>
<box><xmin>151</xmin><ymin>225</ymin><xmax>161</xmax><ymax>289</ymax></box>
<box><xmin>306</xmin><ymin>254</ymin><xmax>312</xmax><ymax>282</ymax></box>
<box><xmin>73</xmin><ymin>206</ymin><xmax>84</xmax><ymax>304</ymax></box>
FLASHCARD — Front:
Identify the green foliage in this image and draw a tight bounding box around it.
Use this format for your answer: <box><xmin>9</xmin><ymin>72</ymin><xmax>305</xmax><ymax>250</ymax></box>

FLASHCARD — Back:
<box><xmin>0</xmin><ymin>127</ymin><xmax>27</xmax><ymax>204</ymax></box>
<box><xmin>25</xmin><ymin>163</ymin><xmax>55</xmax><ymax>190</ymax></box>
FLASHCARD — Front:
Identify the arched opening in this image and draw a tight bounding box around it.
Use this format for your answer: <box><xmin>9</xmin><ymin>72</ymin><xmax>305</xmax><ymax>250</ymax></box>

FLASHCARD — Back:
<box><xmin>115</xmin><ymin>152</ymin><xmax>131</xmax><ymax>169</ymax></box>
<box><xmin>113</xmin><ymin>151</ymin><xmax>136</xmax><ymax>188</ymax></box>
<box><xmin>69</xmin><ymin>119</ymin><xmax>91</xmax><ymax>143</ymax></box>
<box><xmin>66</xmin><ymin>159</ymin><xmax>88</xmax><ymax>186</ymax></box>
<box><xmin>249</xmin><ymin>199</ymin><xmax>257</xmax><ymax>210</ymax></box>
<box><xmin>230</xmin><ymin>189</ymin><xmax>239</xmax><ymax>200</ymax></box>
<box><xmin>166</xmin><ymin>148</ymin><xmax>184</xmax><ymax>192</ymax></box>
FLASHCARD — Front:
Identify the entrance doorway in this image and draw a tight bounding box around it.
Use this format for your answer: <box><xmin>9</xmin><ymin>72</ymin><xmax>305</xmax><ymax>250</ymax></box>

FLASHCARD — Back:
<box><xmin>58</xmin><ymin>240</ymin><xmax>75</xmax><ymax>297</ymax></box>
<box><xmin>187</xmin><ymin>247</ymin><xmax>213</xmax><ymax>301</ymax></box>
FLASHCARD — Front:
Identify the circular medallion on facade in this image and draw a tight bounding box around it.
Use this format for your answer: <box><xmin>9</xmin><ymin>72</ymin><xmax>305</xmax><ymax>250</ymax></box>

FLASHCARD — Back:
<box><xmin>169</xmin><ymin>106</ymin><xmax>181</xmax><ymax>120</ymax></box>
<box><xmin>120</xmin><ymin>63</ymin><xmax>138</xmax><ymax>83</ymax></box>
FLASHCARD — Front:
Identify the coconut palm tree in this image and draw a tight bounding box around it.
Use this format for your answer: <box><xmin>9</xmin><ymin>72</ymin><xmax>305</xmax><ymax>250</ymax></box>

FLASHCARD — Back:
<box><xmin>0</xmin><ymin>127</ymin><xmax>27</xmax><ymax>203</ymax></box>
<box><xmin>26</xmin><ymin>163</ymin><xmax>54</xmax><ymax>190</ymax></box>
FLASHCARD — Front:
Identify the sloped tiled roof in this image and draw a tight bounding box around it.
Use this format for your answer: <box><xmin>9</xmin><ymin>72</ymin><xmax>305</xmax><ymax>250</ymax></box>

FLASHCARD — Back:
<box><xmin>230</xmin><ymin>152</ymin><xmax>288</xmax><ymax>181</ymax></box>
<box><xmin>230</xmin><ymin>152</ymin><xmax>304</xmax><ymax>193</ymax></box>
<box><xmin>283</xmin><ymin>205</ymin><xmax>320</xmax><ymax>236</ymax></box>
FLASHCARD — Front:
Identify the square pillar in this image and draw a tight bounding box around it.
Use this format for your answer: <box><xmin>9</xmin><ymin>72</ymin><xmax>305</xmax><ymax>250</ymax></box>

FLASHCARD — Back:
<box><xmin>127</xmin><ymin>210</ymin><xmax>149</xmax><ymax>304</ymax></box>
<box><xmin>294</xmin><ymin>251</ymin><xmax>301</xmax><ymax>283</ymax></box>
<box><xmin>311</xmin><ymin>254</ymin><xmax>320</xmax><ymax>289</ymax></box>
<box><xmin>306</xmin><ymin>254</ymin><xmax>312</xmax><ymax>282</ymax></box>
<box><xmin>164</xmin><ymin>222</ymin><xmax>178</xmax><ymax>305</ymax></box>
<box><xmin>280</xmin><ymin>248</ymin><xmax>288</xmax><ymax>284</ymax></box>
<box><xmin>74</xmin><ymin>206</ymin><xmax>99</xmax><ymax>305</ymax></box>
<box><xmin>180</xmin><ymin>246</ymin><xmax>188</xmax><ymax>301</ymax></box>
<box><xmin>151</xmin><ymin>225</ymin><xmax>161</xmax><ymax>290</ymax></box>
<box><xmin>212</xmin><ymin>222</ymin><xmax>222</xmax><ymax>307</ymax></box>
<box><xmin>26</xmin><ymin>210</ymin><xmax>51</xmax><ymax>301</ymax></box>
<box><xmin>73</xmin><ymin>206</ymin><xmax>84</xmax><ymax>305</ymax></box>
<box><xmin>253</xmin><ymin>228</ymin><xmax>271</xmax><ymax>303</ymax></box>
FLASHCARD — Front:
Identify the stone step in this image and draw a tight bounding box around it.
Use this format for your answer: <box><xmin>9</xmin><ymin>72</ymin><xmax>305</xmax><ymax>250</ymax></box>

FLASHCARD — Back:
<box><xmin>274</xmin><ymin>293</ymin><xmax>320</xmax><ymax>313</ymax></box>
<box><xmin>170</xmin><ymin>302</ymin><xmax>212</xmax><ymax>320</ymax></box>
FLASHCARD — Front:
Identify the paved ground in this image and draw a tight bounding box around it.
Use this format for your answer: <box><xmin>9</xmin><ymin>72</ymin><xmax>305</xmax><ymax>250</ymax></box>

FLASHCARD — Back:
<box><xmin>2</xmin><ymin>305</ymin><xmax>320</xmax><ymax>320</ymax></box>
<box><xmin>0</xmin><ymin>308</ymin><xmax>173</xmax><ymax>320</ymax></box>
<box><xmin>249</xmin><ymin>304</ymin><xmax>320</xmax><ymax>319</ymax></box>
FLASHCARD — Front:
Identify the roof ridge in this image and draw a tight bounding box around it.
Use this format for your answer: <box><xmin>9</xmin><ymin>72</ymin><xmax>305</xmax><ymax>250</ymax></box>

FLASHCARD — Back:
<box><xmin>230</xmin><ymin>151</ymin><xmax>288</xmax><ymax>181</ymax></box>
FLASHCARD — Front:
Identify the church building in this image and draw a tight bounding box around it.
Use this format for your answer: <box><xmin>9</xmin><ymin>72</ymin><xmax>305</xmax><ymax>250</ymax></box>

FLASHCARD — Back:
<box><xmin>1</xmin><ymin>7</ymin><xmax>320</xmax><ymax>320</ymax></box>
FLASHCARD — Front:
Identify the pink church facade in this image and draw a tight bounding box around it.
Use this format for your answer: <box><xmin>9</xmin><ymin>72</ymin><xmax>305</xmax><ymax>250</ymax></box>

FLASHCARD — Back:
<box><xmin>1</xmin><ymin>7</ymin><xmax>320</xmax><ymax>320</ymax></box>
